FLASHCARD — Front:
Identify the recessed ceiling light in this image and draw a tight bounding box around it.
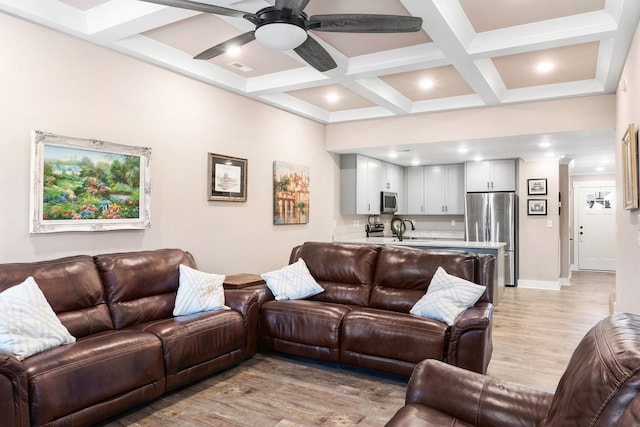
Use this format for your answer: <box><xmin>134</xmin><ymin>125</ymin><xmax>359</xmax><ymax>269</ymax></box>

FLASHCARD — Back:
<box><xmin>419</xmin><ymin>79</ymin><xmax>435</xmax><ymax>90</ymax></box>
<box><xmin>596</xmin><ymin>166</ymin><xmax>605</xmax><ymax>172</ymax></box>
<box><xmin>536</xmin><ymin>61</ymin><xmax>555</xmax><ymax>73</ymax></box>
<box><xmin>539</xmin><ymin>141</ymin><xmax>551</xmax><ymax>148</ymax></box>
<box><xmin>411</xmin><ymin>159</ymin><xmax>420</xmax><ymax>166</ymax></box>
<box><xmin>389</xmin><ymin>151</ymin><xmax>398</xmax><ymax>159</ymax></box>
<box><xmin>473</xmin><ymin>156</ymin><xmax>483</xmax><ymax>162</ymax></box>
<box><xmin>457</xmin><ymin>147</ymin><xmax>469</xmax><ymax>154</ymax></box>
<box><xmin>326</xmin><ymin>92</ymin><xmax>340</xmax><ymax>103</ymax></box>
<box><xmin>226</xmin><ymin>45</ymin><xmax>242</xmax><ymax>57</ymax></box>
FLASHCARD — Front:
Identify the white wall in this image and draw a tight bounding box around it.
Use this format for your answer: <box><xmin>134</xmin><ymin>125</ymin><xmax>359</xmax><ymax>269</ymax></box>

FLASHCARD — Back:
<box><xmin>326</xmin><ymin>95</ymin><xmax>616</xmax><ymax>152</ymax></box>
<box><xmin>517</xmin><ymin>160</ymin><xmax>560</xmax><ymax>287</ymax></box>
<box><xmin>615</xmin><ymin>20</ymin><xmax>640</xmax><ymax>314</ymax></box>
<box><xmin>0</xmin><ymin>13</ymin><xmax>336</xmax><ymax>274</ymax></box>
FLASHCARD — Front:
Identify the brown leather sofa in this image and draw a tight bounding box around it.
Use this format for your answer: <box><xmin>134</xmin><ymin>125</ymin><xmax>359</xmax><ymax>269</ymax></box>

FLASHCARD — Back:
<box><xmin>385</xmin><ymin>312</ymin><xmax>640</xmax><ymax>426</ymax></box>
<box><xmin>259</xmin><ymin>242</ymin><xmax>495</xmax><ymax>377</ymax></box>
<box><xmin>0</xmin><ymin>249</ymin><xmax>259</xmax><ymax>427</ymax></box>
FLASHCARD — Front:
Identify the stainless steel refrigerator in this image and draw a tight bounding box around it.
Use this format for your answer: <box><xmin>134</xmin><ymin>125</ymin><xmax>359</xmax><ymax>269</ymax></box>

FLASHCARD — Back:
<box><xmin>465</xmin><ymin>192</ymin><xmax>518</xmax><ymax>286</ymax></box>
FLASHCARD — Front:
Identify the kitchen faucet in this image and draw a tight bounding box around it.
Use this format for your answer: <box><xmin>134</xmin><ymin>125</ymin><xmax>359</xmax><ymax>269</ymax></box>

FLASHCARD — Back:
<box><xmin>403</xmin><ymin>219</ymin><xmax>416</xmax><ymax>231</ymax></box>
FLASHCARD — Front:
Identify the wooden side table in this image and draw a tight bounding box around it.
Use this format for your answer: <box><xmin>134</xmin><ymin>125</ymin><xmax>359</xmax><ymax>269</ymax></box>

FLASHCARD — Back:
<box><xmin>223</xmin><ymin>273</ymin><xmax>265</xmax><ymax>290</ymax></box>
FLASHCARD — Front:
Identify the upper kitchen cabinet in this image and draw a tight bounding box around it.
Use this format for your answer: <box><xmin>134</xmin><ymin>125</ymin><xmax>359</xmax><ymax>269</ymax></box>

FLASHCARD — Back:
<box><xmin>465</xmin><ymin>159</ymin><xmax>516</xmax><ymax>192</ymax></box>
<box><xmin>341</xmin><ymin>154</ymin><xmax>402</xmax><ymax>215</ymax></box>
<box><xmin>382</xmin><ymin>162</ymin><xmax>403</xmax><ymax>193</ymax></box>
<box><xmin>406</xmin><ymin>164</ymin><xmax>464</xmax><ymax>215</ymax></box>
<box><xmin>406</xmin><ymin>166</ymin><xmax>424</xmax><ymax>215</ymax></box>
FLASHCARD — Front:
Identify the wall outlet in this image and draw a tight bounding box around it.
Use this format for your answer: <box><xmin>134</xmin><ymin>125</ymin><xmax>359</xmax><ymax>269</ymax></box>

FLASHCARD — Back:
<box><xmin>450</xmin><ymin>219</ymin><xmax>456</xmax><ymax>226</ymax></box>
<box><xmin>547</xmin><ymin>220</ymin><xmax>553</xmax><ymax>228</ymax></box>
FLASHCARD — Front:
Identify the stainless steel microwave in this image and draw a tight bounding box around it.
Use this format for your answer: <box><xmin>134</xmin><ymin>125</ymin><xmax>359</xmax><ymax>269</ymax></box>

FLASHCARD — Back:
<box><xmin>380</xmin><ymin>191</ymin><xmax>398</xmax><ymax>214</ymax></box>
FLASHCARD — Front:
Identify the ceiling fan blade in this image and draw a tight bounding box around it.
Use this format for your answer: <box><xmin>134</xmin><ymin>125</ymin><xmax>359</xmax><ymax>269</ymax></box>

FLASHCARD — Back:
<box><xmin>294</xmin><ymin>36</ymin><xmax>337</xmax><ymax>72</ymax></box>
<box><xmin>275</xmin><ymin>0</ymin><xmax>311</xmax><ymax>13</ymax></box>
<box><xmin>139</xmin><ymin>0</ymin><xmax>251</xmax><ymax>19</ymax></box>
<box><xmin>309</xmin><ymin>14</ymin><xmax>423</xmax><ymax>33</ymax></box>
<box><xmin>194</xmin><ymin>32</ymin><xmax>256</xmax><ymax>60</ymax></box>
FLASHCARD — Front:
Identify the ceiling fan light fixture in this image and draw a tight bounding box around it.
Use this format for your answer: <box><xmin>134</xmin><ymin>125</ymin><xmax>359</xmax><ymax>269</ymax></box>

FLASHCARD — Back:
<box><xmin>255</xmin><ymin>23</ymin><xmax>307</xmax><ymax>50</ymax></box>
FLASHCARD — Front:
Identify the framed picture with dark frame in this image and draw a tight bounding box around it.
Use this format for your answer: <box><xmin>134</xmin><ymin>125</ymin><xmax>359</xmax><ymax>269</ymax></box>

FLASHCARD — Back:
<box><xmin>208</xmin><ymin>153</ymin><xmax>247</xmax><ymax>202</ymax></box>
<box><xmin>622</xmin><ymin>123</ymin><xmax>638</xmax><ymax>210</ymax></box>
<box><xmin>527</xmin><ymin>178</ymin><xmax>547</xmax><ymax>195</ymax></box>
<box><xmin>527</xmin><ymin>199</ymin><xmax>547</xmax><ymax>216</ymax></box>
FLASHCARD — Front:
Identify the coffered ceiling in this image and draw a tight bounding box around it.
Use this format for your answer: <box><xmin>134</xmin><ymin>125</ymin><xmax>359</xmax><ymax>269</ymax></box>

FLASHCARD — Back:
<box><xmin>3</xmin><ymin>0</ymin><xmax>640</xmax><ymax>175</ymax></box>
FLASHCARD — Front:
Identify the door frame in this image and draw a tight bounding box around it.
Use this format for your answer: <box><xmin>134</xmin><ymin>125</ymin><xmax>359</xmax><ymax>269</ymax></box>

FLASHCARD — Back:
<box><xmin>572</xmin><ymin>180</ymin><xmax>615</xmax><ymax>271</ymax></box>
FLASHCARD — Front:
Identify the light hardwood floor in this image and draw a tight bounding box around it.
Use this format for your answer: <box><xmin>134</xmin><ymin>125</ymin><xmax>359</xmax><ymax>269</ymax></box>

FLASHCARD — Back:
<box><xmin>101</xmin><ymin>271</ymin><xmax>615</xmax><ymax>427</ymax></box>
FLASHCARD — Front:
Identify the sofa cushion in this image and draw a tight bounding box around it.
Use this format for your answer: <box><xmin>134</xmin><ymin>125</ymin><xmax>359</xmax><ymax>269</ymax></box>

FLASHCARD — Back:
<box><xmin>370</xmin><ymin>247</ymin><xmax>480</xmax><ymax>313</ymax></box>
<box><xmin>262</xmin><ymin>258</ymin><xmax>324</xmax><ymax>301</ymax></box>
<box><xmin>22</xmin><ymin>329</ymin><xmax>164</xmax><ymax>426</ymax></box>
<box><xmin>410</xmin><ymin>267</ymin><xmax>486</xmax><ymax>326</ymax></box>
<box><xmin>260</xmin><ymin>300</ymin><xmax>352</xmax><ymax>362</ymax></box>
<box><xmin>95</xmin><ymin>249</ymin><xmax>197</xmax><ymax>329</ymax></box>
<box><xmin>0</xmin><ymin>255</ymin><xmax>113</xmax><ymax>337</ymax></box>
<box><xmin>289</xmin><ymin>242</ymin><xmax>380</xmax><ymax>306</ymax></box>
<box><xmin>0</xmin><ymin>276</ymin><xmax>75</xmax><ymax>360</ymax></box>
<box><xmin>173</xmin><ymin>264</ymin><xmax>228</xmax><ymax>316</ymax></box>
<box><xmin>132</xmin><ymin>309</ymin><xmax>247</xmax><ymax>391</ymax></box>
<box><xmin>340</xmin><ymin>308</ymin><xmax>448</xmax><ymax>376</ymax></box>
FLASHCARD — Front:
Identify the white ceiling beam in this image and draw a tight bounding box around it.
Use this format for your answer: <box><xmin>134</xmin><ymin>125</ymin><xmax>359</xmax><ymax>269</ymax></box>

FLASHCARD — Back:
<box><xmin>469</xmin><ymin>12</ymin><xmax>617</xmax><ymax>58</ymax></box>
<box><xmin>0</xmin><ymin>0</ymin><xmax>85</xmax><ymax>35</ymax></box>
<box><xmin>112</xmin><ymin>34</ymin><xmax>248</xmax><ymax>91</ymax></box>
<box><xmin>86</xmin><ymin>2</ymin><xmax>199</xmax><ymax>43</ymax></box>
<box><xmin>343</xmin><ymin>78</ymin><xmax>413</xmax><ymax>115</ymax></box>
<box><xmin>410</xmin><ymin>94</ymin><xmax>485</xmax><ymax>114</ymax></box>
<box><xmin>258</xmin><ymin>93</ymin><xmax>331</xmax><ymax>123</ymax></box>
<box><xmin>501</xmin><ymin>79</ymin><xmax>605</xmax><ymax>104</ymax></box>
<box><xmin>346</xmin><ymin>43</ymin><xmax>449</xmax><ymax>77</ymax></box>
<box><xmin>598</xmin><ymin>0</ymin><xmax>640</xmax><ymax>91</ymax></box>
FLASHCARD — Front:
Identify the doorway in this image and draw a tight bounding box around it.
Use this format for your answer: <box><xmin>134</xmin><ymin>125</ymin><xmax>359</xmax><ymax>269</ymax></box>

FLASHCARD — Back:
<box><xmin>573</xmin><ymin>182</ymin><xmax>616</xmax><ymax>271</ymax></box>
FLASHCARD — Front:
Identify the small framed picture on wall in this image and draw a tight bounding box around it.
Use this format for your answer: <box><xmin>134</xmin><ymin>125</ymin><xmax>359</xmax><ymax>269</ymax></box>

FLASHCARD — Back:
<box><xmin>527</xmin><ymin>178</ymin><xmax>547</xmax><ymax>195</ymax></box>
<box><xmin>527</xmin><ymin>199</ymin><xmax>547</xmax><ymax>216</ymax></box>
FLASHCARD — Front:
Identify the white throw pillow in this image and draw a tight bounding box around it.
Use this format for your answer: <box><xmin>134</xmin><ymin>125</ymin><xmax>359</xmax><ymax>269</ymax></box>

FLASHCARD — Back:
<box><xmin>0</xmin><ymin>276</ymin><xmax>75</xmax><ymax>361</ymax></box>
<box><xmin>173</xmin><ymin>264</ymin><xmax>229</xmax><ymax>316</ymax></box>
<box><xmin>410</xmin><ymin>267</ymin><xmax>486</xmax><ymax>326</ymax></box>
<box><xmin>261</xmin><ymin>258</ymin><xmax>324</xmax><ymax>301</ymax></box>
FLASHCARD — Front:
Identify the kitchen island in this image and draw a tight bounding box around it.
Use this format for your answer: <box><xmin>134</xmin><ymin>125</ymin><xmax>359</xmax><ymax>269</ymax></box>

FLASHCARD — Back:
<box><xmin>335</xmin><ymin>236</ymin><xmax>506</xmax><ymax>304</ymax></box>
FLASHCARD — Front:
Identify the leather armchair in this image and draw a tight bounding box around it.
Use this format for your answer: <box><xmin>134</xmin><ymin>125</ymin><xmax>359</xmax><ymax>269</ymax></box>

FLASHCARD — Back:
<box><xmin>386</xmin><ymin>313</ymin><xmax>640</xmax><ymax>426</ymax></box>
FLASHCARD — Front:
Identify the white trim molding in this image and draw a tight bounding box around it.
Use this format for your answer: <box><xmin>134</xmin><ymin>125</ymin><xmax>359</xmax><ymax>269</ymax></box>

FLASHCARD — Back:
<box><xmin>517</xmin><ymin>279</ymin><xmax>561</xmax><ymax>290</ymax></box>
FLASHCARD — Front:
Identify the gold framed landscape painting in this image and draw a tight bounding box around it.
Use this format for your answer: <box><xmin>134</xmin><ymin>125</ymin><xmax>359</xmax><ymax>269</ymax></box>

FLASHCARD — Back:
<box><xmin>622</xmin><ymin>123</ymin><xmax>638</xmax><ymax>210</ymax></box>
<box><xmin>30</xmin><ymin>130</ymin><xmax>152</xmax><ymax>233</ymax></box>
<box><xmin>273</xmin><ymin>161</ymin><xmax>309</xmax><ymax>225</ymax></box>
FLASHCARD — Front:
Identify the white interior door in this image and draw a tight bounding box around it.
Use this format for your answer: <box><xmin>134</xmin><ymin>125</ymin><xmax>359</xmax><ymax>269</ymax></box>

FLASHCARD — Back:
<box><xmin>577</xmin><ymin>186</ymin><xmax>616</xmax><ymax>271</ymax></box>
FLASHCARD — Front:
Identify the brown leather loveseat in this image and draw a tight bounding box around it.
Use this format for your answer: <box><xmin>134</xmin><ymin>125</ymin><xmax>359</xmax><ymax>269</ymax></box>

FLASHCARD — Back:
<box><xmin>259</xmin><ymin>242</ymin><xmax>495</xmax><ymax>377</ymax></box>
<box><xmin>0</xmin><ymin>248</ymin><xmax>259</xmax><ymax>427</ymax></box>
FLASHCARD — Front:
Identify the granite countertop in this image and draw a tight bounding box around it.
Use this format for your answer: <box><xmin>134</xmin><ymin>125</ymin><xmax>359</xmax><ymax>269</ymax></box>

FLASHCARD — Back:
<box><xmin>336</xmin><ymin>236</ymin><xmax>506</xmax><ymax>250</ymax></box>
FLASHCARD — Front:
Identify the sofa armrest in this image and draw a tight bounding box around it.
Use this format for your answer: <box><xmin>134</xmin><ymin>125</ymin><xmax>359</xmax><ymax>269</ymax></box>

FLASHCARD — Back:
<box><xmin>0</xmin><ymin>352</ymin><xmax>29</xmax><ymax>427</ymax></box>
<box><xmin>447</xmin><ymin>302</ymin><xmax>494</xmax><ymax>373</ymax></box>
<box><xmin>224</xmin><ymin>289</ymin><xmax>260</xmax><ymax>356</ymax></box>
<box><xmin>405</xmin><ymin>359</ymin><xmax>553</xmax><ymax>427</ymax></box>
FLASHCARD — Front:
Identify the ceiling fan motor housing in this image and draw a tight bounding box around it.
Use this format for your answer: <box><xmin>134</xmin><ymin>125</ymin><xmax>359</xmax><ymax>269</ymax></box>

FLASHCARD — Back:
<box><xmin>254</xmin><ymin>7</ymin><xmax>309</xmax><ymax>50</ymax></box>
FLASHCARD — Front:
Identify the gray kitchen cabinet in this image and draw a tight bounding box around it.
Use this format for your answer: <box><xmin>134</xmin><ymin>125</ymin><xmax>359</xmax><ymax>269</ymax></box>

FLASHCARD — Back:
<box><xmin>382</xmin><ymin>162</ymin><xmax>403</xmax><ymax>193</ymax></box>
<box><xmin>406</xmin><ymin>163</ymin><xmax>464</xmax><ymax>215</ymax></box>
<box><xmin>465</xmin><ymin>159</ymin><xmax>516</xmax><ymax>192</ymax></box>
<box><xmin>340</xmin><ymin>154</ymin><xmax>383</xmax><ymax>215</ymax></box>
<box><xmin>424</xmin><ymin>164</ymin><xmax>464</xmax><ymax>214</ymax></box>
<box><xmin>406</xmin><ymin>166</ymin><xmax>425</xmax><ymax>214</ymax></box>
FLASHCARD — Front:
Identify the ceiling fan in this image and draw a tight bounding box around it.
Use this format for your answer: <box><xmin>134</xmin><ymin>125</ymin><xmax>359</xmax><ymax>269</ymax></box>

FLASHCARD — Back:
<box><xmin>140</xmin><ymin>0</ymin><xmax>423</xmax><ymax>72</ymax></box>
